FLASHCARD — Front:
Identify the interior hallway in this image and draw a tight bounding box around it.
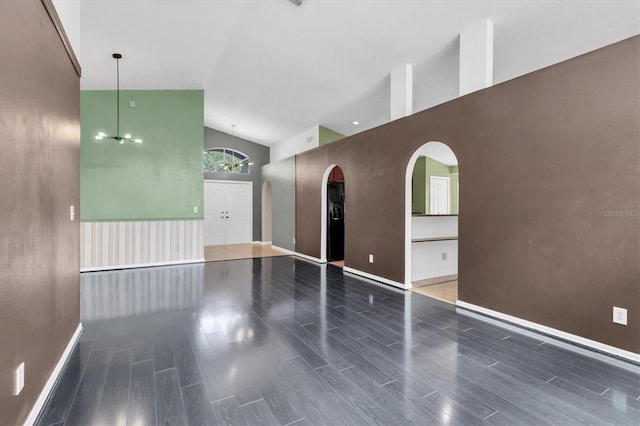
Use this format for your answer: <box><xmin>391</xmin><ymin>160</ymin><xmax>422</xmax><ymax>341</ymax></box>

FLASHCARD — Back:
<box><xmin>37</xmin><ymin>257</ymin><xmax>640</xmax><ymax>426</ymax></box>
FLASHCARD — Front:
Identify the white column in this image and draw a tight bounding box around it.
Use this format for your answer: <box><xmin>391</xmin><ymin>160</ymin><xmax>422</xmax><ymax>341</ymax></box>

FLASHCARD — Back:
<box><xmin>459</xmin><ymin>19</ymin><xmax>494</xmax><ymax>96</ymax></box>
<box><xmin>390</xmin><ymin>63</ymin><xmax>413</xmax><ymax>121</ymax></box>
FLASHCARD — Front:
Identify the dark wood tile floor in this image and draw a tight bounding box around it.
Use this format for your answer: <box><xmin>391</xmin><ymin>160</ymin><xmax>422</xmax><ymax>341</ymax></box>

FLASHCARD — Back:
<box><xmin>38</xmin><ymin>257</ymin><xmax>640</xmax><ymax>425</ymax></box>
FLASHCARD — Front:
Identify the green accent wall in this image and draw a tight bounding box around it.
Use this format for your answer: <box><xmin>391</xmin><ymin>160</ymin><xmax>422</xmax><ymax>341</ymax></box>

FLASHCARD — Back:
<box><xmin>319</xmin><ymin>125</ymin><xmax>345</xmax><ymax>146</ymax></box>
<box><xmin>81</xmin><ymin>90</ymin><xmax>204</xmax><ymax>221</ymax></box>
<box><xmin>411</xmin><ymin>156</ymin><xmax>459</xmax><ymax>214</ymax></box>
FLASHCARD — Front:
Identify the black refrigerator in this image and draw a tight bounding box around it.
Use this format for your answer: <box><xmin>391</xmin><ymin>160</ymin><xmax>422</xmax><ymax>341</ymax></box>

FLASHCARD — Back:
<box><xmin>327</xmin><ymin>182</ymin><xmax>345</xmax><ymax>261</ymax></box>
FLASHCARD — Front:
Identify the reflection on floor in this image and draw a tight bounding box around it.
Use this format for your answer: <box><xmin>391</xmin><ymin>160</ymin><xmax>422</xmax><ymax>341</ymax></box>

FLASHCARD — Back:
<box><xmin>329</xmin><ymin>260</ymin><xmax>345</xmax><ymax>268</ymax></box>
<box><xmin>38</xmin><ymin>258</ymin><xmax>640</xmax><ymax>426</ymax></box>
<box><xmin>204</xmin><ymin>243</ymin><xmax>290</xmax><ymax>262</ymax></box>
<box><xmin>412</xmin><ymin>280</ymin><xmax>458</xmax><ymax>305</ymax></box>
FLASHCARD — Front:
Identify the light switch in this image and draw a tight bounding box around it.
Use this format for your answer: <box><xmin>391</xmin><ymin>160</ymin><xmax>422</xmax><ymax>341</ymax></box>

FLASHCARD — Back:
<box><xmin>70</xmin><ymin>205</ymin><xmax>75</xmax><ymax>221</ymax></box>
<box><xmin>128</xmin><ymin>100</ymin><xmax>136</xmax><ymax>107</ymax></box>
<box><xmin>193</xmin><ymin>206</ymin><xmax>198</xmax><ymax>213</ymax></box>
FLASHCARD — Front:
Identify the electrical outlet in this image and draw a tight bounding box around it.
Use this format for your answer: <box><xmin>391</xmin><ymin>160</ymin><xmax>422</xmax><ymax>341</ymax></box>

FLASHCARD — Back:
<box><xmin>193</xmin><ymin>206</ymin><xmax>198</xmax><ymax>213</ymax></box>
<box><xmin>613</xmin><ymin>307</ymin><xmax>627</xmax><ymax>325</ymax></box>
<box><xmin>442</xmin><ymin>252</ymin><xmax>447</xmax><ymax>260</ymax></box>
<box><xmin>292</xmin><ymin>237</ymin><xmax>296</xmax><ymax>244</ymax></box>
<box><xmin>69</xmin><ymin>205</ymin><xmax>75</xmax><ymax>221</ymax></box>
<box><xmin>15</xmin><ymin>362</ymin><xmax>24</xmax><ymax>396</ymax></box>
<box><xmin>368</xmin><ymin>254</ymin><xmax>374</xmax><ymax>263</ymax></box>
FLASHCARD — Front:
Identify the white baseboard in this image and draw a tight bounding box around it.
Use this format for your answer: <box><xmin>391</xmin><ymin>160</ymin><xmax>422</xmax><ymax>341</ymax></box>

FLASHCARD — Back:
<box><xmin>293</xmin><ymin>252</ymin><xmax>326</xmax><ymax>264</ymax></box>
<box><xmin>456</xmin><ymin>300</ymin><xmax>640</xmax><ymax>364</ymax></box>
<box><xmin>25</xmin><ymin>323</ymin><xmax>83</xmax><ymax>426</ymax></box>
<box><xmin>260</xmin><ymin>241</ymin><xmax>272</xmax><ymax>245</ymax></box>
<box><xmin>342</xmin><ymin>266</ymin><xmax>407</xmax><ymax>290</ymax></box>
<box><xmin>271</xmin><ymin>245</ymin><xmax>294</xmax><ymax>255</ymax></box>
<box><xmin>80</xmin><ymin>258</ymin><xmax>205</xmax><ymax>272</ymax></box>
<box><xmin>271</xmin><ymin>246</ymin><xmax>326</xmax><ymax>264</ymax></box>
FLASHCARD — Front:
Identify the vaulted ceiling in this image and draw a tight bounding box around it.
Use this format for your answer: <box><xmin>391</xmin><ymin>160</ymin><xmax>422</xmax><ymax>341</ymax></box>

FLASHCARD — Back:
<box><xmin>62</xmin><ymin>0</ymin><xmax>639</xmax><ymax>146</ymax></box>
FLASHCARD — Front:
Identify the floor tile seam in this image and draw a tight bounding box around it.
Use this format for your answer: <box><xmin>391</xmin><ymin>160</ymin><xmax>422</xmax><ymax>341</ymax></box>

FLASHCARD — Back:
<box><xmin>238</xmin><ymin>397</ymin><xmax>264</xmax><ymax>407</ymax></box>
<box><xmin>209</xmin><ymin>394</ymin><xmax>236</xmax><ymax>404</ymax></box>
<box><xmin>483</xmin><ymin>410</ymin><xmax>499</xmax><ymax>421</ymax></box>
<box><xmin>422</xmin><ymin>390</ymin><xmax>438</xmax><ymax>398</ymax></box>
<box><xmin>132</xmin><ymin>357</ymin><xmax>153</xmax><ymax>365</ymax></box>
<box><xmin>179</xmin><ymin>379</ymin><xmax>205</xmax><ymax>390</ymax></box>
<box><xmin>283</xmin><ymin>417</ymin><xmax>305</xmax><ymax>426</ymax></box>
<box><xmin>154</xmin><ymin>366</ymin><xmax>179</xmax><ymax>375</ymax></box>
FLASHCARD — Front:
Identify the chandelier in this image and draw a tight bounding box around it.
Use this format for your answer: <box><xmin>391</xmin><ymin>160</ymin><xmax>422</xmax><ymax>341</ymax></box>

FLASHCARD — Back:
<box><xmin>217</xmin><ymin>125</ymin><xmax>253</xmax><ymax>172</ymax></box>
<box><xmin>95</xmin><ymin>53</ymin><xmax>142</xmax><ymax>144</ymax></box>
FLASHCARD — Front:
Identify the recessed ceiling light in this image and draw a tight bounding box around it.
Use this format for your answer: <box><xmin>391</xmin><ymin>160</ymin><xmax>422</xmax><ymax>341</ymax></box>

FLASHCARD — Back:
<box><xmin>352</xmin><ymin>121</ymin><xmax>360</xmax><ymax>125</ymax></box>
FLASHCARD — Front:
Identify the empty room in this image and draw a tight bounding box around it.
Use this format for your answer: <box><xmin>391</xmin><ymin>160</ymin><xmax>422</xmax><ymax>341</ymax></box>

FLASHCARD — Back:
<box><xmin>1</xmin><ymin>0</ymin><xmax>639</xmax><ymax>425</ymax></box>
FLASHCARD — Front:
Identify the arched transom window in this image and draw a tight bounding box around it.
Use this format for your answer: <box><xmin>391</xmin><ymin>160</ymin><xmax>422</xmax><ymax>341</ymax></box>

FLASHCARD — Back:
<box><xmin>204</xmin><ymin>148</ymin><xmax>251</xmax><ymax>174</ymax></box>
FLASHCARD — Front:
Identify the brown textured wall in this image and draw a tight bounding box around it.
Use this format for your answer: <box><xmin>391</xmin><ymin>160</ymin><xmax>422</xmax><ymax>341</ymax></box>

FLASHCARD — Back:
<box><xmin>0</xmin><ymin>1</ymin><xmax>81</xmax><ymax>424</ymax></box>
<box><xmin>296</xmin><ymin>36</ymin><xmax>639</xmax><ymax>354</ymax></box>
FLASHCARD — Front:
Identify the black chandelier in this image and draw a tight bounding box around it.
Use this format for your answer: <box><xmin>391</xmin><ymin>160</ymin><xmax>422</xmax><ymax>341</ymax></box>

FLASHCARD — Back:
<box><xmin>95</xmin><ymin>53</ymin><xmax>142</xmax><ymax>144</ymax></box>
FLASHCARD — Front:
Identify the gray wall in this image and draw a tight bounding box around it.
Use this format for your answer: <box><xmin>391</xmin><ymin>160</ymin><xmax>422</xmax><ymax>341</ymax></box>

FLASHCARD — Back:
<box><xmin>204</xmin><ymin>127</ymin><xmax>270</xmax><ymax>241</ymax></box>
<box><xmin>261</xmin><ymin>157</ymin><xmax>296</xmax><ymax>251</ymax></box>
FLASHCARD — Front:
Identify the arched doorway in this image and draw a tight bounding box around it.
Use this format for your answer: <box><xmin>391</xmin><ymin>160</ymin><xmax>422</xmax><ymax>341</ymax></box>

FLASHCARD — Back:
<box><xmin>261</xmin><ymin>180</ymin><xmax>272</xmax><ymax>243</ymax></box>
<box><xmin>405</xmin><ymin>142</ymin><xmax>459</xmax><ymax>302</ymax></box>
<box><xmin>321</xmin><ymin>165</ymin><xmax>345</xmax><ymax>266</ymax></box>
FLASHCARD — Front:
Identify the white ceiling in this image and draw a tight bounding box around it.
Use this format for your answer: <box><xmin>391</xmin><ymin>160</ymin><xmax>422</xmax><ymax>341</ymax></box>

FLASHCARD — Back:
<box><xmin>65</xmin><ymin>0</ymin><xmax>639</xmax><ymax>147</ymax></box>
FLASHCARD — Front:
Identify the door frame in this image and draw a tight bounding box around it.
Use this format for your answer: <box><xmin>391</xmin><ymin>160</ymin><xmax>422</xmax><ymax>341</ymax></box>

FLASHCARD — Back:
<box><xmin>203</xmin><ymin>179</ymin><xmax>253</xmax><ymax>245</ymax></box>
<box><xmin>320</xmin><ymin>164</ymin><xmax>339</xmax><ymax>263</ymax></box>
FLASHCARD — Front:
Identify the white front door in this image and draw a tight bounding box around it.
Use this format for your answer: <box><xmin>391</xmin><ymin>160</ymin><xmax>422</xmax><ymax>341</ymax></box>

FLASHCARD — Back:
<box><xmin>429</xmin><ymin>176</ymin><xmax>450</xmax><ymax>214</ymax></box>
<box><xmin>225</xmin><ymin>182</ymin><xmax>252</xmax><ymax>244</ymax></box>
<box><xmin>204</xmin><ymin>181</ymin><xmax>252</xmax><ymax>245</ymax></box>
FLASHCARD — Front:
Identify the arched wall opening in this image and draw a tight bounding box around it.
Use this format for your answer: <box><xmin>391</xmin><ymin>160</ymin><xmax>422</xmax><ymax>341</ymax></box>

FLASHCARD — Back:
<box><xmin>405</xmin><ymin>142</ymin><xmax>459</xmax><ymax>297</ymax></box>
<box><xmin>261</xmin><ymin>180</ymin><xmax>272</xmax><ymax>243</ymax></box>
<box><xmin>321</xmin><ymin>165</ymin><xmax>345</xmax><ymax>264</ymax></box>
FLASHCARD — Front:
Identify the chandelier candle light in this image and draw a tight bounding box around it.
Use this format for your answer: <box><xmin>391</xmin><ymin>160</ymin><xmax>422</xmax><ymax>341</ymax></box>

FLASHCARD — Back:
<box><xmin>95</xmin><ymin>53</ymin><xmax>142</xmax><ymax>144</ymax></box>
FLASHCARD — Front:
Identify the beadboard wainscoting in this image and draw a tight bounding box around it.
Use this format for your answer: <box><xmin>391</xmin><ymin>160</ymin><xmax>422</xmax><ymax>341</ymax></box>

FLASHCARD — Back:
<box><xmin>81</xmin><ymin>220</ymin><xmax>204</xmax><ymax>271</ymax></box>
